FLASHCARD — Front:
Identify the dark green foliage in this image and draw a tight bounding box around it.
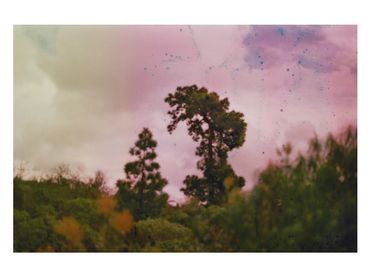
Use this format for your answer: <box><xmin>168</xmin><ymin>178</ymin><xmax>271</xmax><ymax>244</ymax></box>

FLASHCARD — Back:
<box><xmin>160</xmin><ymin>127</ymin><xmax>357</xmax><ymax>252</ymax></box>
<box><xmin>13</xmin><ymin>126</ymin><xmax>357</xmax><ymax>252</ymax></box>
<box><xmin>14</xmin><ymin>209</ymin><xmax>50</xmax><ymax>251</ymax></box>
<box><xmin>246</xmin><ymin>126</ymin><xmax>357</xmax><ymax>251</ymax></box>
<box><xmin>13</xmin><ymin>172</ymin><xmax>124</xmax><ymax>252</ymax></box>
<box><xmin>116</xmin><ymin>128</ymin><xmax>169</xmax><ymax>220</ymax></box>
<box><xmin>132</xmin><ymin>218</ymin><xmax>194</xmax><ymax>251</ymax></box>
<box><xmin>165</xmin><ymin>85</ymin><xmax>247</xmax><ymax>205</ymax></box>
<box><xmin>60</xmin><ymin>198</ymin><xmax>105</xmax><ymax>229</ymax></box>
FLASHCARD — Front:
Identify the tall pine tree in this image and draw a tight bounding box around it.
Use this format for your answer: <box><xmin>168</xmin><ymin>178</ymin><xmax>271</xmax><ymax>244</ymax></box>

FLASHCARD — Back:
<box><xmin>165</xmin><ymin>85</ymin><xmax>247</xmax><ymax>205</ymax></box>
<box><xmin>116</xmin><ymin>128</ymin><xmax>168</xmax><ymax>220</ymax></box>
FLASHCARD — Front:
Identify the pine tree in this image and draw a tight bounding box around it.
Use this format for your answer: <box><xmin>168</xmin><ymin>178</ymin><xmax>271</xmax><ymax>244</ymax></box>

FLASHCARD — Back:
<box><xmin>116</xmin><ymin>128</ymin><xmax>168</xmax><ymax>220</ymax></box>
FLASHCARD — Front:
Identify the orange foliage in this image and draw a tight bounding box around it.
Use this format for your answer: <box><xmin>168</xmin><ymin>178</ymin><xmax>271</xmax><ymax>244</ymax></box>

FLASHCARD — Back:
<box><xmin>227</xmin><ymin>188</ymin><xmax>241</xmax><ymax>204</ymax></box>
<box><xmin>97</xmin><ymin>196</ymin><xmax>133</xmax><ymax>234</ymax></box>
<box><xmin>96</xmin><ymin>196</ymin><xmax>116</xmax><ymax>216</ymax></box>
<box><xmin>54</xmin><ymin>216</ymin><xmax>84</xmax><ymax>246</ymax></box>
<box><xmin>223</xmin><ymin>176</ymin><xmax>235</xmax><ymax>190</ymax></box>
<box><xmin>109</xmin><ymin>210</ymin><xmax>133</xmax><ymax>234</ymax></box>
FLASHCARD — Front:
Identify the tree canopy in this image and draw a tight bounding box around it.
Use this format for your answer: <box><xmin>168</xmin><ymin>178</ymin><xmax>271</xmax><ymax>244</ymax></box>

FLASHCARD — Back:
<box><xmin>165</xmin><ymin>85</ymin><xmax>247</xmax><ymax>205</ymax></box>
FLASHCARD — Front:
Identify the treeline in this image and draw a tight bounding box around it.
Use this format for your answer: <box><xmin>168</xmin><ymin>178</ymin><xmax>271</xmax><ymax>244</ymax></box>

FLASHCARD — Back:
<box><xmin>14</xmin><ymin>86</ymin><xmax>357</xmax><ymax>252</ymax></box>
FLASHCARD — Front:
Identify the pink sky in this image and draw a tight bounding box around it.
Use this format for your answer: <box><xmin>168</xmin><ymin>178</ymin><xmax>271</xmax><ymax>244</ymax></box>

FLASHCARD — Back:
<box><xmin>14</xmin><ymin>25</ymin><xmax>357</xmax><ymax>202</ymax></box>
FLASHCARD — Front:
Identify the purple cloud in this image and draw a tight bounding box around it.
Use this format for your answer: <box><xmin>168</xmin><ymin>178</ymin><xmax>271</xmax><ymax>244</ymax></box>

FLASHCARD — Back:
<box><xmin>243</xmin><ymin>25</ymin><xmax>352</xmax><ymax>73</ymax></box>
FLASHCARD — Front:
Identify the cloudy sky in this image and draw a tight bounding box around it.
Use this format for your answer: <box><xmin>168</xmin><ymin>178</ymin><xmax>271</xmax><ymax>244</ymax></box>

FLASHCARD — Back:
<box><xmin>14</xmin><ymin>25</ymin><xmax>357</xmax><ymax>202</ymax></box>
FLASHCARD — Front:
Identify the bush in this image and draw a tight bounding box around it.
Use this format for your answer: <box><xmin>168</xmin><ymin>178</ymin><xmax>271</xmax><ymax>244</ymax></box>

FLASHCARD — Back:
<box><xmin>133</xmin><ymin>218</ymin><xmax>194</xmax><ymax>251</ymax></box>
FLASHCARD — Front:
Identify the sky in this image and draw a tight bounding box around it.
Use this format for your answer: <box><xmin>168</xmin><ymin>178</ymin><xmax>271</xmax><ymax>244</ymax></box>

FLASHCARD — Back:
<box><xmin>14</xmin><ymin>25</ymin><xmax>357</xmax><ymax>202</ymax></box>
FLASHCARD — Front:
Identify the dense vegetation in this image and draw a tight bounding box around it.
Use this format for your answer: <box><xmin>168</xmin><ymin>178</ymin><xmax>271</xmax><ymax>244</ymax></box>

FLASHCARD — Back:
<box><xmin>14</xmin><ymin>86</ymin><xmax>357</xmax><ymax>252</ymax></box>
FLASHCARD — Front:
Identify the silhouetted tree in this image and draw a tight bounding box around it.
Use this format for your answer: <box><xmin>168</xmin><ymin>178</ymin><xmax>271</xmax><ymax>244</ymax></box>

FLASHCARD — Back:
<box><xmin>116</xmin><ymin>128</ymin><xmax>168</xmax><ymax>220</ymax></box>
<box><xmin>165</xmin><ymin>85</ymin><xmax>247</xmax><ymax>205</ymax></box>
